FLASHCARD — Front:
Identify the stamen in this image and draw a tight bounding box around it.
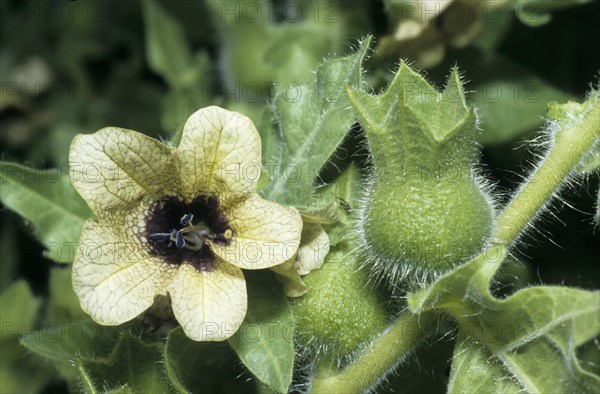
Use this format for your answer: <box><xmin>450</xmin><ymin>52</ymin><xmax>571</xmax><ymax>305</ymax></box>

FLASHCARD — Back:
<box><xmin>145</xmin><ymin>196</ymin><xmax>230</xmax><ymax>266</ymax></box>
<box><xmin>148</xmin><ymin>232</ymin><xmax>173</xmax><ymax>243</ymax></box>
<box><xmin>208</xmin><ymin>228</ymin><xmax>233</xmax><ymax>241</ymax></box>
<box><xmin>182</xmin><ymin>233</ymin><xmax>203</xmax><ymax>251</ymax></box>
<box><xmin>180</xmin><ymin>213</ymin><xmax>194</xmax><ymax>226</ymax></box>
<box><xmin>174</xmin><ymin>231</ymin><xmax>186</xmax><ymax>249</ymax></box>
<box><xmin>148</xmin><ymin>212</ymin><xmax>229</xmax><ymax>254</ymax></box>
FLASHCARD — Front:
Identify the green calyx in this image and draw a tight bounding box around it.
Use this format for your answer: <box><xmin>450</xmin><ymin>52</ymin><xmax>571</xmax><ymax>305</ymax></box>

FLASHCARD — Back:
<box><xmin>347</xmin><ymin>62</ymin><xmax>494</xmax><ymax>281</ymax></box>
<box><xmin>291</xmin><ymin>242</ymin><xmax>388</xmax><ymax>364</ymax></box>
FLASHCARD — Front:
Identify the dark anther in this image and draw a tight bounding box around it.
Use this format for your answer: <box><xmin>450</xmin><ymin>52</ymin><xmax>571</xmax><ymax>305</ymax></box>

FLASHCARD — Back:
<box><xmin>180</xmin><ymin>213</ymin><xmax>194</xmax><ymax>226</ymax></box>
<box><xmin>174</xmin><ymin>231</ymin><xmax>185</xmax><ymax>249</ymax></box>
<box><xmin>148</xmin><ymin>232</ymin><xmax>173</xmax><ymax>243</ymax></box>
<box><xmin>145</xmin><ymin>195</ymin><xmax>232</xmax><ymax>267</ymax></box>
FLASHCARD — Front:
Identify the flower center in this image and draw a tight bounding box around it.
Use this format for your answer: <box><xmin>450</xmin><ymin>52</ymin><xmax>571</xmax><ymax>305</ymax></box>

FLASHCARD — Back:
<box><xmin>144</xmin><ymin>195</ymin><xmax>232</xmax><ymax>267</ymax></box>
<box><xmin>148</xmin><ymin>213</ymin><xmax>232</xmax><ymax>252</ymax></box>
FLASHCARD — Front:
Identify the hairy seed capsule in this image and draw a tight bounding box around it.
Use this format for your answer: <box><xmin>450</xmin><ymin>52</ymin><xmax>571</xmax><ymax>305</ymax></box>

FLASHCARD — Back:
<box><xmin>291</xmin><ymin>244</ymin><xmax>388</xmax><ymax>364</ymax></box>
<box><xmin>347</xmin><ymin>63</ymin><xmax>494</xmax><ymax>282</ymax></box>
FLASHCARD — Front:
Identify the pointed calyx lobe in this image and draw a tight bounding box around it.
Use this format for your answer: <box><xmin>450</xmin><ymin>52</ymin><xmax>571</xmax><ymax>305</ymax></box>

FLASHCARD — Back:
<box><xmin>348</xmin><ymin>63</ymin><xmax>493</xmax><ymax>279</ymax></box>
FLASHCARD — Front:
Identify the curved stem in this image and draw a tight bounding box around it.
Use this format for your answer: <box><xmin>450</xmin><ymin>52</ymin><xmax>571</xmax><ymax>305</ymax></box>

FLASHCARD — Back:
<box><xmin>311</xmin><ymin>311</ymin><xmax>435</xmax><ymax>394</ymax></box>
<box><xmin>494</xmin><ymin>103</ymin><xmax>600</xmax><ymax>245</ymax></box>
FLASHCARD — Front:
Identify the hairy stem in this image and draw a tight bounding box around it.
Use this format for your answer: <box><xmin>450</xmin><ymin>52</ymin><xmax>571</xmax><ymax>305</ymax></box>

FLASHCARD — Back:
<box><xmin>494</xmin><ymin>103</ymin><xmax>600</xmax><ymax>245</ymax></box>
<box><xmin>311</xmin><ymin>311</ymin><xmax>434</xmax><ymax>394</ymax></box>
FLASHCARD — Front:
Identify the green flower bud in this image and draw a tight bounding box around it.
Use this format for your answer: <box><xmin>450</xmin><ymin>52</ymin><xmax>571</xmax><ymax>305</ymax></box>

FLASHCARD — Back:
<box><xmin>347</xmin><ymin>63</ymin><xmax>494</xmax><ymax>283</ymax></box>
<box><xmin>291</xmin><ymin>242</ymin><xmax>388</xmax><ymax>365</ymax></box>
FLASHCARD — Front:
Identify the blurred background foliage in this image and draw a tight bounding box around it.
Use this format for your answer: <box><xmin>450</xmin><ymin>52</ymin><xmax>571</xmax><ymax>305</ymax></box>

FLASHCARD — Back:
<box><xmin>1</xmin><ymin>0</ymin><xmax>599</xmax><ymax>393</ymax></box>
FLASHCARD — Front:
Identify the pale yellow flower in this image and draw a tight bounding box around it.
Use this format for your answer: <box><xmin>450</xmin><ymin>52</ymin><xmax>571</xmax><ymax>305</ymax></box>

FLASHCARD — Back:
<box><xmin>69</xmin><ymin>106</ymin><xmax>302</xmax><ymax>341</ymax></box>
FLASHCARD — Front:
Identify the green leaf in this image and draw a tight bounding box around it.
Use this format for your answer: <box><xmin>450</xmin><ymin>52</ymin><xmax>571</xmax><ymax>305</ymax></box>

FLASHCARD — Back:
<box><xmin>77</xmin><ymin>332</ymin><xmax>174</xmax><ymax>393</ymax></box>
<box><xmin>449</xmin><ymin>330</ymin><xmax>600</xmax><ymax>394</ymax></box>
<box><xmin>20</xmin><ymin>267</ymin><xmax>120</xmax><ymax>384</ymax></box>
<box><xmin>228</xmin><ymin>272</ymin><xmax>295</xmax><ymax>394</ymax></box>
<box><xmin>447</xmin><ymin>335</ymin><xmax>524</xmax><ymax>393</ymax></box>
<box><xmin>0</xmin><ymin>281</ymin><xmax>53</xmax><ymax>394</ymax></box>
<box><xmin>214</xmin><ymin>1</ymin><xmax>350</xmax><ymax>92</ymax></box>
<box><xmin>163</xmin><ymin>327</ymin><xmax>213</xmax><ymax>393</ymax></box>
<box><xmin>20</xmin><ymin>320</ymin><xmax>118</xmax><ymax>384</ymax></box>
<box><xmin>163</xmin><ymin>327</ymin><xmax>245</xmax><ymax>393</ymax></box>
<box><xmin>47</xmin><ymin>267</ymin><xmax>86</xmax><ymax>322</ymax></box>
<box><xmin>142</xmin><ymin>0</ymin><xmax>192</xmax><ymax>88</ymax></box>
<box><xmin>262</xmin><ymin>36</ymin><xmax>372</xmax><ymax>205</ymax></box>
<box><xmin>142</xmin><ymin>0</ymin><xmax>211</xmax><ymax>145</ymax></box>
<box><xmin>217</xmin><ymin>21</ymin><xmax>275</xmax><ymax>89</ymax></box>
<box><xmin>578</xmin><ymin>339</ymin><xmax>600</xmax><ymax>376</ymax></box>
<box><xmin>161</xmin><ymin>52</ymin><xmax>212</xmax><ymax>143</ymax></box>
<box><xmin>409</xmin><ymin>246</ymin><xmax>600</xmax><ymax>392</ymax></box>
<box><xmin>222</xmin><ymin>21</ymin><xmax>334</xmax><ymax>91</ymax></box>
<box><xmin>1</xmin><ymin>280</ymin><xmax>40</xmax><ymax>340</ymax></box>
<box><xmin>256</xmin><ymin>105</ymin><xmax>282</xmax><ymax>193</ymax></box>
<box><xmin>0</xmin><ymin>338</ymin><xmax>55</xmax><ymax>394</ymax></box>
<box><xmin>0</xmin><ymin>163</ymin><xmax>92</xmax><ymax>263</ymax></box>
<box><xmin>265</xmin><ymin>22</ymin><xmax>340</xmax><ymax>89</ymax></box>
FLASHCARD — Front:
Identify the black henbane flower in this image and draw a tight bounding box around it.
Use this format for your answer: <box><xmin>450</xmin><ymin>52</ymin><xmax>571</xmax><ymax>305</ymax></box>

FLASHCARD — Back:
<box><xmin>69</xmin><ymin>106</ymin><xmax>302</xmax><ymax>341</ymax></box>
